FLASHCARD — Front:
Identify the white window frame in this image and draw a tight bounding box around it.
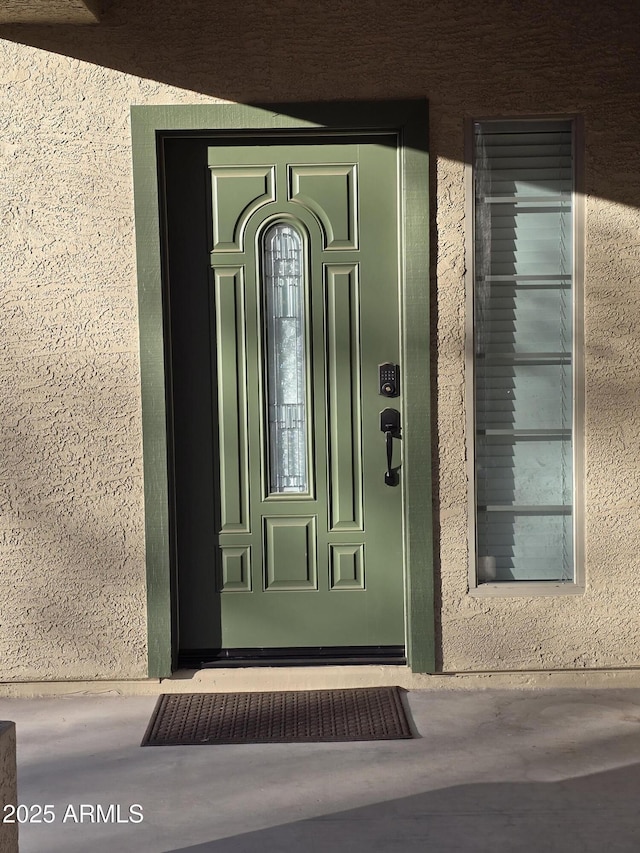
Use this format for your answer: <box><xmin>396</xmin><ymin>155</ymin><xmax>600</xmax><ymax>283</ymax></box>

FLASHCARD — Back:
<box><xmin>465</xmin><ymin>115</ymin><xmax>585</xmax><ymax>596</ymax></box>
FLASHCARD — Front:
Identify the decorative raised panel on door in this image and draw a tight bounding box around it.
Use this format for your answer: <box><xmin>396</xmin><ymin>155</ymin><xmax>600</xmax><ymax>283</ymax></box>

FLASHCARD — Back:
<box><xmin>210</xmin><ymin>166</ymin><xmax>275</xmax><ymax>252</ymax></box>
<box><xmin>330</xmin><ymin>544</ymin><xmax>365</xmax><ymax>590</ymax></box>
<box><xmin>213</xmin><ymin>267</ymin><xmax>250</xmax><ymax>533</ymax></box>
<box><xmin>288</xmin><ymin>164</ymin><xmax>358</xmax><ymax>249</ymax></box>
<box><xmin>263</xmin><ymin>516</ymin><xmax>317</xmax><ymax>590</ymax></box>
<box><xmin>220</xmin><ymin>547</ymin><xmax>252</xmax><ymax>592</ymax></box>
<box><xmin>325</xmin><ymin>264</ymin><xmax>364</xmax><ymax>530</ymax></box>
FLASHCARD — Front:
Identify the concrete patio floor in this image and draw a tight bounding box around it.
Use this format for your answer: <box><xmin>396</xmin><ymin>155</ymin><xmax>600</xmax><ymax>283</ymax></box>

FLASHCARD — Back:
<box><xmin>3</xmin><ymin>686</ymin><xmax>640</xmax><ymax>852</ymax></box>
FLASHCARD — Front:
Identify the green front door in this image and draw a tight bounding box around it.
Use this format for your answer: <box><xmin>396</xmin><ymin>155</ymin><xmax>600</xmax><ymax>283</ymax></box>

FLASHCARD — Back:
<box><xmin>132</xmin><ymin>101</ymin><xmax>433</xmax><ymax>674</ymax></box>
<box><xmin>208</xmin><ymin>138</ymin><xmax>405</xmax><ymax>650</ymax></box>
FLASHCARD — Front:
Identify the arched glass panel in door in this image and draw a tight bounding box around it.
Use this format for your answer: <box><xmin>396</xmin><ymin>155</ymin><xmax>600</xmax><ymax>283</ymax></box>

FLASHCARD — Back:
<box><xmin>262</xmin><ymin>221</ymin><xmax>310</xmax><ymax>494</ymax></box>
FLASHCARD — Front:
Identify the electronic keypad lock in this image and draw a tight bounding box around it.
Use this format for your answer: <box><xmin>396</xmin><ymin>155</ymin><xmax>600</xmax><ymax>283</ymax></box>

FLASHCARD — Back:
<box><xmin>379</xmin><ymin>362</ymin><xmax>400</xmax><ymax>397</ymax></box>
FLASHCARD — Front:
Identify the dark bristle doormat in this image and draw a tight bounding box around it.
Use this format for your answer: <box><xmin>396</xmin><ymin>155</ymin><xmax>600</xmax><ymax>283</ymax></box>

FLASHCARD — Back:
<box><xmin>141</xmin><ymin>687</ymin><xmax>412</xmax><ymax>745</ymax></box>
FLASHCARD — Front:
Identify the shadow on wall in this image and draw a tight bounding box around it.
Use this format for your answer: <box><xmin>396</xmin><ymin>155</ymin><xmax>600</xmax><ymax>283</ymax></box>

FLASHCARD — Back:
<box><xmin>162</xmin><ymin>762</ymin><xmax>640</xmax><ymax>852</ymax></box>
<box><xmin>1</xmin><ymin>0</ymin><xmax>640</xmax><ymax>675</ymax></box>
<box><xmin>0</xmin><ymin>0</ymin><xmax>639</xmax><ymax>204</ymax></box>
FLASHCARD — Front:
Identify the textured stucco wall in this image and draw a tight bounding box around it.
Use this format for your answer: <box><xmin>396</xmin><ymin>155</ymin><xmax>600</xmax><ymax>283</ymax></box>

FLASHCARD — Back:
<box><xmin>0</xmin><ymin>0</ymin><xmax>101</xmax><ymax>24</ymax></box>
<box><xmin>0</xmin><ymin>0</ymin><xmax>639</xmax><ymax>677</ymax></box>
<box><xmin>0</xmin><ymin>44</ymin><xmax>217</xmax><ymax>680</ymax></box>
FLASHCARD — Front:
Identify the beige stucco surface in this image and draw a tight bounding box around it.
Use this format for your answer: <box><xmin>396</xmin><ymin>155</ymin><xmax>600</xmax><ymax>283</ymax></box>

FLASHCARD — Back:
<box><xmin>0</xmin><ymin>0</ymin><xmax>101</xmax><ymax>24</ymax></box>
<box><xmin>0</xmin><ymin>0</ymin><xmax>639</xmax><ymax>678</ymax></box>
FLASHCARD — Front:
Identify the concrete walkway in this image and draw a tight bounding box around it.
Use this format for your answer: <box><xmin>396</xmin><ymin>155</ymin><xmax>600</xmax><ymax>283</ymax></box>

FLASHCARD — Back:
<box><xmin>3</xmin><ymin>687</ymin><xmax>640</xmax><ymax>852</ymax></box>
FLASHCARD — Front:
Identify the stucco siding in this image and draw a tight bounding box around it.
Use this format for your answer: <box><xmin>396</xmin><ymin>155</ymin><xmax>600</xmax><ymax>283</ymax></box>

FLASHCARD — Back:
<box><xmin>0</xmin><ymin>0</ymin><xmax>639</xmax><ymax>677</ymax></box>
<box><xmin>0</xmin><ymin>42</ymin><xmax>218</xmax><ymax>679</ymax></box>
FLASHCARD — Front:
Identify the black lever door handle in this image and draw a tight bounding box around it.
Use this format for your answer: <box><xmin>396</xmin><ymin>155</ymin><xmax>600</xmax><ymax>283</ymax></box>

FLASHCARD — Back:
<box><xmin>380</xmin><ymin>408</ymin><xmax>400</xmax><ymax>486</ymax></box>
<box><xmin>385</xmin><ymin>430</ymin><xmax>397</xmax><ymax>486</ymax></box>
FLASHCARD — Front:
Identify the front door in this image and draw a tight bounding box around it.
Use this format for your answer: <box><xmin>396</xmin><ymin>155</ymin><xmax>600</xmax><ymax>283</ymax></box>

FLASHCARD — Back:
<box><xmin>165</xmin><ymin>133</ymin><xmax>405</xmax><ymax>657</ymax></box>
<box><xmin>132</xmin><ymin>101</ymin><xmax>434</xmax><ymax>674</ymax></box>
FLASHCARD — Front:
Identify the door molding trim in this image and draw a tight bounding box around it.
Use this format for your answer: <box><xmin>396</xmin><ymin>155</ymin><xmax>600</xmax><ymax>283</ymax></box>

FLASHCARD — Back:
<box><xmin>130</xmin><ymin>100</ymin><xmax>433</xmax><ymax>677</ymax></box>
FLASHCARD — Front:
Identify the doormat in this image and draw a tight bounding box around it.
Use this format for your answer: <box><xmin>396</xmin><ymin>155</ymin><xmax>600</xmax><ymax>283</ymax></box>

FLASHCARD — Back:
<box><xmin>141</xmin><ymin>687</ymin><xmax>412</xmax><ymax>745</ymax></box>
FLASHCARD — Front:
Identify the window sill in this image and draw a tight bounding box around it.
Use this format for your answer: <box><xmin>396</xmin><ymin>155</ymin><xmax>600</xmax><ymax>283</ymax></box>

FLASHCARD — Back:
<box><xmin>469</xmin><ymin>581</ymin><xmax>585</xmax><ymax>598</ymax></box>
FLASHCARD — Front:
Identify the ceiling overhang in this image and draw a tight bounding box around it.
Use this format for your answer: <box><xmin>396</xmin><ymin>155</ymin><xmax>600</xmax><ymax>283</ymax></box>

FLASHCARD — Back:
<box><xmin>0</xmin><ymin>0</ymin><xmax>104</xmax><ymax>24</ymax></box>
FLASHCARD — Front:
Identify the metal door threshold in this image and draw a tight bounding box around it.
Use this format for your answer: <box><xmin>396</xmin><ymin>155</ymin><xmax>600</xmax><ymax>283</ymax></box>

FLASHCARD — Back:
<box><xmin>179</xmin><ymin>646</ymin><xmax>406</xmax><ymax>669</ymax></box>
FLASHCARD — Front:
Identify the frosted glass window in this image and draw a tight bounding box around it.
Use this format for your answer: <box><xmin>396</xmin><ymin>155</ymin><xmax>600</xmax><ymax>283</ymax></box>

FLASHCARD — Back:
<box><xmin>262</xmin><ymin>222</ymin><xmax>309</xmax><ymax>494</ymax></box>
<box><xmin>473</xmin><ymin>120</ymin><xmax>574</xmax><ymax>583</ymax></box>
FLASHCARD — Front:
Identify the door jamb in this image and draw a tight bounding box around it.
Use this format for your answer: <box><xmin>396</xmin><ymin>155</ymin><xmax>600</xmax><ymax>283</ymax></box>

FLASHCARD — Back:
<box><xmin>130</xmin><ymin>100</ymin><xmax>433</xmax><ymax>676</ymax></box>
